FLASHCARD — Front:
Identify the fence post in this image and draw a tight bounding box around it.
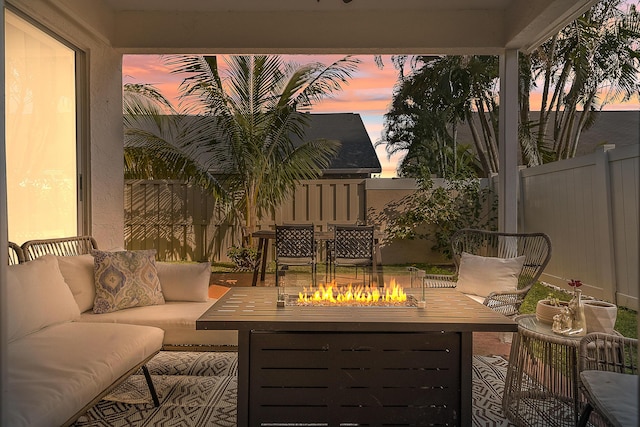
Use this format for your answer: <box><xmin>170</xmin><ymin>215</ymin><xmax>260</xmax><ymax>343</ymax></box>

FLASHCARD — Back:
<box><xmin>594</xmin><ymin>145</ymin><xmax>617</xmax><ymax>303</ymax></box>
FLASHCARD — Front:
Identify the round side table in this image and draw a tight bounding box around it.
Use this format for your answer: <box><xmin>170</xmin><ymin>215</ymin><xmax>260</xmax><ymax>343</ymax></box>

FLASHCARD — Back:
<box><xmin>502</xmin><ymin>314</ymin><xmax>584</xmax><ymax>427</ymax></box>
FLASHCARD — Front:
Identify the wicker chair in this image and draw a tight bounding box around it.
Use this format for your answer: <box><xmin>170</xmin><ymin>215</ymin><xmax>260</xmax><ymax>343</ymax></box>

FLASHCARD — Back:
<box><xmin>8</xmin><ymin>242</ymin><xmax>25</xmax><ymax>265</ymax></box>
<box><xmin>424</xmin><ymin>228</ymin><xmax>552</xmax><ymax>316</ymax></box>
<box><xmin>577</xmin><ymin>333</ymin><xmax>638</xmax><ymax>427</ymax></box>
<box><xmin>21</xmin><ymin>235</ymin><xmax>98</xmax><ymax>261</ymax></box>
<box><xmin>275</xmin><ymin>224</ymin><xmax>317</xmax><ymax>287</ymax></box>
<box><xmin>330</xmin><ymin>225</ymin><xmax>375</xmax><ymax>286</ymax></box>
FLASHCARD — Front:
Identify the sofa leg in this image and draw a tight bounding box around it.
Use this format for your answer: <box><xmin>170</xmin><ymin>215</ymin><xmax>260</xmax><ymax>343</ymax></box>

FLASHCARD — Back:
<box><xmin>141</xmin><ymin>365</ymin><xmax>160</xmax><ymax>407</ymax></box>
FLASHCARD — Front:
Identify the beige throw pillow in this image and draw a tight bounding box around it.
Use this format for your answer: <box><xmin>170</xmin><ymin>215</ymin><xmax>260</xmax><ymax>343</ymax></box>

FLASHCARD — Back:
<box><xmin>7</xmin><ymin>254</ymin><xmax>81</xmax><ymax>342</ymax></box>
<box><xmin>156</xmin><ymin>262</ymin><xmax>211</xmax><ymax>302</ymax></box>
<box><xmin>92</xmin><ymin>249</ymin><xmax>165</xmax><ymax>314</ymax></box>
<box><xmin>456</xmin><ymin>252</ymin><xmax>526</xmax><ymax>298</ymax></box>
<box><xmin>56</xmin><ymin>254</ymin><xmax>95</xmax><ymax>312</ymax></box>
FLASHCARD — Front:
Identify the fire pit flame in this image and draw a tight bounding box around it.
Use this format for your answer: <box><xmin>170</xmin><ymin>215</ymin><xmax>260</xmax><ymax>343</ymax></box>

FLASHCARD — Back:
<box><xmin>297</xmin><ymin>279</ymin><xmax>408</xmax><ymax>306</ymax></box>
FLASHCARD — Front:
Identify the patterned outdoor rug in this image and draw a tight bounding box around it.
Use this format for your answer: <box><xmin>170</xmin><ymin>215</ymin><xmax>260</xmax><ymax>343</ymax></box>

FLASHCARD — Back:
<box><xmin>72</xmin><ymin>351</ymin><xmax>567</xmax><ymax>426</ymax></box>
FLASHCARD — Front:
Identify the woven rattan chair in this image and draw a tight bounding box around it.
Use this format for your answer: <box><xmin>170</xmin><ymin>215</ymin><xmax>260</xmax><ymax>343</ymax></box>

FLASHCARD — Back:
<box><xmin>331</xmin><ymin>225</ymin><xmax>375</xmax><ymax>286</ymax></box>
<box><xmin>21</xmin><ymin>235</ymin><xmax>98</xmax><ymax>261</ymax></box>
<box><xmin>577</xmin><ymin>333</ymin><xmax>638</xmax><ymax>427</ymax></box>
<box><xmin>275</xmin><ymin>224</ymin><xmax>317</xmax><ymax>287</ymax></box>
<box><xmin>424</xmin><ymin>228</ymin><xmax>552</xmax><ymax>316</ymax></box>
<box><xmin>8</xmin><ymin>242</ymin><xmax>25</xmax><ymax>265</ymax></box>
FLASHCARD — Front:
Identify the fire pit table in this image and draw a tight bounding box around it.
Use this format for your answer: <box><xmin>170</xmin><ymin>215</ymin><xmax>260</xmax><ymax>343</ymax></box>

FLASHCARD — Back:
<box><xmin>197</xmin><ymin>287</ymin><xmax>516</xmax><ymax>426</ymax></box>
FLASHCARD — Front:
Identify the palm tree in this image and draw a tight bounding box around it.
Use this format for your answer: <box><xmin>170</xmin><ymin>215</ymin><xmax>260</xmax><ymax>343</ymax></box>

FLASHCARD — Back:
<box><xmin>126</xmin><ymin>55</ymin><xmax>360</xmax><ymax>248</ymax></box>
<box><xmin>380</xmin><ymin>0</ymin><xmax>639</xmax><ymax>175</ymax></box>
<box><xmin>522</xmin><ymin>0</ymin><xmax>640</xmax><ymax>162</ymax></box>
<box><xmin>123</xmin><ymin>83</ymin><xmax>226</xmax><ymax>197</ymax></box>
<box><xmin>381</xmin><ymin>55</ymin><xmax>498</xmax><ymax>178</ymax></box>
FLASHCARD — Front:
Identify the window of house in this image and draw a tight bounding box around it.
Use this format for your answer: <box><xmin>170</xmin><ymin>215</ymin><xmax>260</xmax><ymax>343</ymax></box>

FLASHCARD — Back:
<box><xmin>4</xmin><ymin>8</ymin><xmax>85</xmax><ymax>243</ymax></box>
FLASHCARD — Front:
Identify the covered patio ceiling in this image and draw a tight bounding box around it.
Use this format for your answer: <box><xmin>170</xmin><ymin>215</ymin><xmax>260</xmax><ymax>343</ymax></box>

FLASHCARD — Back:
<box><xmin>61</xmin><ymin>0</ymin><xmax>597</xmax><ymax>54</ymax></box>
<box><xmin>40</xmin><ymin>0</ymin><xmax>599</xmax><ymax>235</ymax></box>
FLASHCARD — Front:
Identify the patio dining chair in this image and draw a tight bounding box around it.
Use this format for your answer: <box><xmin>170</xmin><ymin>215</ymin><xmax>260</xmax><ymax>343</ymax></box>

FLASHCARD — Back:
<box><xmin>275</xmin><ymin>224</ymin><xmax>317</xmax><ymax>287</ymax></box>
<box><xmin>330</xmin><ymin>225</ymin><xmax>375</xmax><ymax>286</ymax></box>
<box><xmin>424</xmin><ymin>228</ymin><xmax>552</xmax><ymax>316</ymax></box>
<box><xmin>578</xmin><ymin>332</ymin><xmax>638</xmax><ymax>427</ymax></box>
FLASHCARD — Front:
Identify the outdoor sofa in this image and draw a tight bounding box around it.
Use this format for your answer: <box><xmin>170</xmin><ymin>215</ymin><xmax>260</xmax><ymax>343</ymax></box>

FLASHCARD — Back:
<box><xmin>5</xmin><ymin>251</ymin><xmax>164</xmax><ymax>427</ymax></box>
<box><xmin>20</xmin><ymin>235</ymin><xmax>238</xmax><ymax>349</ymax></box>
<box><xmin>5</xmin><ymin>236</ymin><xmax>237</xmax><ymax>426</ymax></box>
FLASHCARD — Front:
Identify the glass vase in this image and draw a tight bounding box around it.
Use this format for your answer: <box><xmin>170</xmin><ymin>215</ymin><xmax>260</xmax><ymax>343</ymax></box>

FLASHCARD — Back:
<box><xmin>567</xmin><ymin>289</ymin><xmax>586</xmax><ymax>337</ymax></box>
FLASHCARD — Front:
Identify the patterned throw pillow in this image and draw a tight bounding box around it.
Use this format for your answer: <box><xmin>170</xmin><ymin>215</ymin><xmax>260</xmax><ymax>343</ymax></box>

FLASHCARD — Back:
<box><xmin>92</xmin><ymin>249</ymin><xmax>165</xmax><ymax>314</ymax></box>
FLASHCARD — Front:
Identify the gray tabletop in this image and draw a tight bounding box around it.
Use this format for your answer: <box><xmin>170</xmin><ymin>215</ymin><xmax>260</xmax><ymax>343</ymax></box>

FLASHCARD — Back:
<box><xmin>197</xmin><ymin>287</ymin><xmax>518</xmax><ymax>333</ymax></box>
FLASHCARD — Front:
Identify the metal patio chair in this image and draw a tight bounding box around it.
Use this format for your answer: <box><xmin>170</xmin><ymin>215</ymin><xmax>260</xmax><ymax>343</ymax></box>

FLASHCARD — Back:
<box><xmin>424</xmin><ymin>228</ymin><xmax>552</xmax><ymax>316</ymax></box>
<box><xmin>577</xmin><ymin>332</ymin><xmax>638</xmax><ymax>427</ymax></box>
<box><xmin>275</xmin><ymin>224</ymin><xmax>317</xmax><ymax>287</ymax></box>
<box><xmin>331</xmin><ymin>225</ymin><xmax>375</xmax><ymax>286</ymax></box>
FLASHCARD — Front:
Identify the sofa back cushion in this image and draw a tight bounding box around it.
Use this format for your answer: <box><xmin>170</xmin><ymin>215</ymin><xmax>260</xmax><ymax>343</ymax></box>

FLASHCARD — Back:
<box><xmin>156</xmin><ymin>262</ymin><xmax>211</xmax><ymax>302</ymax></box>
<box><xmin>92</xmin><ymin>249</ymin><xmax>165</xmax><ymax>313</ymax></box>
<box><xmin>56</xmin><ymin>254</ymin><xmax>95</xmax><ymax>312</ymax></box>
<box><xmin>7</xmin><ymin>254</ymin><xmax>81</xmax><ymax>342</ymax></box>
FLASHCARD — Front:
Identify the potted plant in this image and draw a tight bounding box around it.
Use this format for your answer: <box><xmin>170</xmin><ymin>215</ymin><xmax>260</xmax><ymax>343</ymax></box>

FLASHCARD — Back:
<box><xmin>583</xmin><ymin>300</ymin><xmax>618</xmax><ymax>333</ymax></box>
<box><xmin>226</xmin><ymin>246</ymin><xmax>259</xmax><ymax>272</ymax></box>
<box><xmin>536</xmin><ymin>294</ymin><xmax>569</xmax><ymax>325</ymax></box>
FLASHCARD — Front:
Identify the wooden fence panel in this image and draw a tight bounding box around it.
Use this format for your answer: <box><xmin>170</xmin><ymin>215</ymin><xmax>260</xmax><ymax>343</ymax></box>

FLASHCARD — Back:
<box><xmin>125</xmin><ymin>146</ymin><xmax>638</xmax><ymax>310</ymax></box>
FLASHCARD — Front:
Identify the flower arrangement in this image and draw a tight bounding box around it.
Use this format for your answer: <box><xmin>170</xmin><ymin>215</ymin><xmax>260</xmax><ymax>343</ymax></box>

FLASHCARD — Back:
<box><xmin>568</xmin><ymin>279</ymin><xmax>583</xmax><ymax>295</ymax></box>
<box><xmin>568</xmin><ymin>279</ymin><xmax>582</xmax><ymax>287</ymax></box>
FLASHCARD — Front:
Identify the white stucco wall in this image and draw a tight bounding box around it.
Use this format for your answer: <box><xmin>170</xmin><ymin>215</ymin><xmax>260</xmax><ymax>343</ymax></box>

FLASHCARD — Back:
<box><xmin>8</xmin><ymin>0</ymin><xmax>125</xmax><ymax>249</ymax></box>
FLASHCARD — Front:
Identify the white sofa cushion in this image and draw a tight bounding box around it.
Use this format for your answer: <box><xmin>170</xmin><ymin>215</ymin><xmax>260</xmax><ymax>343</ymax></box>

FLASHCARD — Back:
<box><xmin>456</xmin><ymin>252</ymin><xmax>526</xmax><ymax>298</ymax></box>
<box><xmin>7</xmin><ymin>255</ymin><xmax>80</xmax><ymax>343</ymax></box>
<box><xmin>6</xmin><ymin>322</ymin><xmax>163</xmax><ymax>427</ymax></box>
<box><xmin>78</xmin><ymin>300</ymin><xmax>238</xmax><ymax>346</ymax></box>
<box><xmin>92</xmin><ymin>249</ymin><xmax>165</xmax><ymax>313</ymax></box>
<box><xmin>156</xmin><ymin>262</ymin><xmax>211</xmax><ymax>302</ymax></box>
<box><xmin>56</xmin><ymin>254</ymin><xmax>95</xmax><ymax>312</ymax></box>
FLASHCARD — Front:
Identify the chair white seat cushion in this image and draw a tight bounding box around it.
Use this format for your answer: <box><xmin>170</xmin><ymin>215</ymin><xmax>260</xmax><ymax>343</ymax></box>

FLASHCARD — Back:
<box><xmin>456</xmin><ymin>252</ymin><xmax>526</xmax><ymax>298</ymax></box>
<box><xmin>580</xmin><ymin>370</ymin><xmax>638</xmax><ymax>427</ymax></box>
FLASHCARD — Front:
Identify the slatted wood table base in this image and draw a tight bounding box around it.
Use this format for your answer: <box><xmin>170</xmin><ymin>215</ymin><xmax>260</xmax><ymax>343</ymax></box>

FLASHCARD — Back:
<box><xmin>249</xmin><ymin>331</ymin><xmax>463</xmax><ymax>426</ymax></box>
<box><xmin>197</xmin><ymin>287</ymin><xmax>517</xmax><ymax>426</ymax></box>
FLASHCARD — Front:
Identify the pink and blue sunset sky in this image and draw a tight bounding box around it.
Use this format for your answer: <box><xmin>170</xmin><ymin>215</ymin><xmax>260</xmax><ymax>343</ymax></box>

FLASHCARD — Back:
<box><xmin>123</xmin><ymin>54</ymin><xmax>639</xmax><ymax>178</ymax></box>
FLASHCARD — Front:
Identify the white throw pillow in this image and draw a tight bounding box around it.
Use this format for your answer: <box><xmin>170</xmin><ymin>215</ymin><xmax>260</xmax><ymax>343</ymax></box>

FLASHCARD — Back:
<box><xmin>7</xmin><ymin>254</ymin><xmax>81</xmax><ymax>342</ymax></box>
<box><xmin>456</xmin><ymin>252</ymin><xmax>526</xmax><ymax>298</ymax></box>
<box><xmin>56</xmin><ymin>254</ymin><xmax>96</xmax><ymax>312</ymax></box>
<box><xmin>156</xmin><ymin>262</ymin><xmax>211</xmax><ymax>302</ymax></box>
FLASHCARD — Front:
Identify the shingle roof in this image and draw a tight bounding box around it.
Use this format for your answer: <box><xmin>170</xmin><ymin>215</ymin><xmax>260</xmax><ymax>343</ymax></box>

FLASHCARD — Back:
<box><xmin>294</xmin><ymin>113</ymin><xmax>381</xmax><ymax>175</ymax></box>
<box><xmin>125</xmin><ymin>113</ymin><xmax>381</xmax><ymax>176</ymax></box>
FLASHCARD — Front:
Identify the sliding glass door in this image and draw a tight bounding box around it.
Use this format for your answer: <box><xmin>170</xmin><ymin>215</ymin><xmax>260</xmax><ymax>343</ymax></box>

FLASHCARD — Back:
<box><xmin>5</xmin><ymin>8</ymin><xmax>84</xmax><ymax>244</ymax></box>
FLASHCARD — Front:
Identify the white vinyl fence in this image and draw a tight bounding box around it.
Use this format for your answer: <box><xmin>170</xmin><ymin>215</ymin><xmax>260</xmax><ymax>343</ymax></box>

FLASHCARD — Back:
<box><xmin>520</xmin><ymin>144</ymin><xmax>638</xmax><ymax>309</ymax></box>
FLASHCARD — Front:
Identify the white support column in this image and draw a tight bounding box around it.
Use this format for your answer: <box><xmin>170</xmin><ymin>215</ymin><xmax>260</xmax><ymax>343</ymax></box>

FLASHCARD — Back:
<box><xmin>1</xmin><ymin>1</ymin><xmax>8</xmax><ymax>424</ymax></box>
<box><xmin>498</xmin><ymin>49</ymin><xmax>519</xmax><ymax>233</ymax></box>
